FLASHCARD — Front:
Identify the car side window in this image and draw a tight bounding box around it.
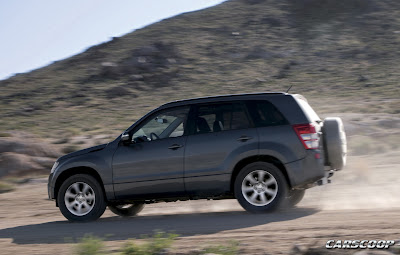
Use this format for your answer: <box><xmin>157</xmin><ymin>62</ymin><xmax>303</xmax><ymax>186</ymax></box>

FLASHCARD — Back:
<box><xmin>193</xmin><ymin>102</ymin><xmax>250</xmax><ymax>134</ymax></box>
<box><xmin>132</xmin><ymin>106</ymin><xmax>190</xmax><ymax>142</ymax></box>
<box><xmin>246</xmin><ymin>100</ymin><xmax>288</xmax><ymax>127</ymax></box>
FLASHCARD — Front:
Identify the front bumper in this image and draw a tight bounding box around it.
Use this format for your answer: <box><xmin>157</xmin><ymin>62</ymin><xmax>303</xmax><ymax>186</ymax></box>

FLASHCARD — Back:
<box><xmin>48</xmin><ymin>173</ymin><xmax>55</xmax><ymax>200</ymax></box>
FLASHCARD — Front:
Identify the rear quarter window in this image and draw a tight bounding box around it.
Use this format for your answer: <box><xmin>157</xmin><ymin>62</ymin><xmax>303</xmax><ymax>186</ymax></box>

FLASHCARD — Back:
<box><xmin>293</xmin><ymin>95</ymin><xmax>321</xmax><ymax>123</ymax></box>
<box><xmin>246</xmin><ymin>100</ymin><xmax>288</xmax><ymax>127</ymax></box>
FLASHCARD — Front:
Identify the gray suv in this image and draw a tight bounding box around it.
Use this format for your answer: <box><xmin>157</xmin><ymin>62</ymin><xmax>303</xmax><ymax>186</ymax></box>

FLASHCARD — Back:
<box><xmin>48</xmin><ymin>92</ymin><xmax>347</xmax><ymax>222</ymax></box>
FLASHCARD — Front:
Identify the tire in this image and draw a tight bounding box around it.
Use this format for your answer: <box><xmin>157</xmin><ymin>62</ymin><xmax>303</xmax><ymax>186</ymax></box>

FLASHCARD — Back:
<box><xmin>234</xmin><ymin>162</ymin><xmax>288</xmax><ymax>213</ymax></box>
<box><xmin>286</xmin><ymin>189</ymin><xmax>305</xmax><ymax>207</ymax></box>
<box><xmin>323</xmin><ymin>117</ymin><xmax>347</xmax><ymax>170</ymax></box>
<box><xmin>57</xmin><ymin>174</ymin><xmax>107</xmax><ymax>222</ymax></box>
<box><xmin>109</xmin><ymin>203</ymin><xmax>145</xmax><ymax>217</ymax></box>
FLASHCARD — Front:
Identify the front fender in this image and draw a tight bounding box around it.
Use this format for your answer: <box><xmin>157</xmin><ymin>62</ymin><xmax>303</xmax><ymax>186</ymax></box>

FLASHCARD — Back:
<box><xmin>53</xmin><ymin>154</ymin><xmax>111</xmax><ymax>184</ymax></box>
<box><xmin>49</xmin><ymin>146</ymin><xmax>115</xmax><ymax>201</ymax></box>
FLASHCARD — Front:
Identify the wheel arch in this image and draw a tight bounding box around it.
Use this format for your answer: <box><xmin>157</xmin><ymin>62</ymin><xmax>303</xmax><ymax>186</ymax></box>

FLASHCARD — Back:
<box><xmin>54</xmin><ymin>166</ymin><xmax>106</xmax><ymax>206</ymax></box>
<box><xmin>230</xmin><ymin>155</ymin><xmax>291</xmax><ymax>193</ymax></box>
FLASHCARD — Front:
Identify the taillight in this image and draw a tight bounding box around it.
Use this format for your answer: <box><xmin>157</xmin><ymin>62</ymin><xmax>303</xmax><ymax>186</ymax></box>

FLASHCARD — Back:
<box><xmin>293</xmin><ymin>124</ymin><xmax>319</xmax><ymax>149</ymax></box>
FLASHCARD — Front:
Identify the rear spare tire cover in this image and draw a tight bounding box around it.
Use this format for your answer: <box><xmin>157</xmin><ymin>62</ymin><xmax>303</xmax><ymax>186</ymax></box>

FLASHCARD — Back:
<box><xmin>323</xmin><ymin>117</ymin><xmax>347</xmax><ymax>170</ymax></box>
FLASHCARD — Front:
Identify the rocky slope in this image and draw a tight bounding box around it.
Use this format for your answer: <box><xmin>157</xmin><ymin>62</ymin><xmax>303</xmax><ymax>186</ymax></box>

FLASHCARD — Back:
<box><xmin>1</xmin><ymin>0</ymin><xmax>399</xmax><ymax>139</ymax></box>
<box><xmin>0</xmin><ymin>132</ymin><xmax>59</xmax><ymax>178</ymax></box>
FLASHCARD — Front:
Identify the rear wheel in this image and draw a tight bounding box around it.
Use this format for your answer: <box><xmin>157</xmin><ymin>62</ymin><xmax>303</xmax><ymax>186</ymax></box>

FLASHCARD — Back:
<box><xmin>57</xmin><ymin>174</ymin><xmax>107</xmax><ymax>222</ymax></box>
<box><xmin>286</xmin><ymin>189</ymin><xmax>306</xmax><ymax>207</ymax></box>
<box><xmin>109</xmin><ymin>203</ymin><xmax>144</xmax><ymax>217</ymax></box>
<box><xmin>234</xmin><ymin>162</ymin><xmax>288</xmax><ymax>213</ymax></box>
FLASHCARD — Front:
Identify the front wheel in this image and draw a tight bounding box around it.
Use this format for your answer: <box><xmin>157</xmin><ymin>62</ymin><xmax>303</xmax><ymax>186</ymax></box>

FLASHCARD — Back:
<box><xmin>234</xmin><ymin>162</ymin><xmax>288</xmax><ymax>213</ymax></box>
<box><xmin>109</xmin><ymin>203</ymin><xmax>145</xmax><ymax>217</ymax></box>
<box><xmin>57</xmin><ymin>174</ymin><xmax>107</xmax><ymax>222</ymax></box>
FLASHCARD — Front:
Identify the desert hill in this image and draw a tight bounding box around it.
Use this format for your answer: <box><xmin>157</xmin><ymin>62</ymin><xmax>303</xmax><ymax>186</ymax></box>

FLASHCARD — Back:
<box><xmin>1</xmin><ymin>0</ymin><xmax>399</xmax><ymax>139</ymax></box>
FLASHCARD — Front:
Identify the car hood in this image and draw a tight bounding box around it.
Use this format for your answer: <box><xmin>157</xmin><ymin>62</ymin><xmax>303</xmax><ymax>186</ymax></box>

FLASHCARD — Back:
<box><xmin>59</xmin><ymin>143</ymin><xmax>108</xmax><ymax>161</ymax></box>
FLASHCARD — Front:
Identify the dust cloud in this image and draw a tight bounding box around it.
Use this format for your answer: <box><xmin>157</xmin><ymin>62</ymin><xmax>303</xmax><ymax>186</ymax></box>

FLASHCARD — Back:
<box><xmin>303</xmin><ymin>151</ymin><xmax>400</xmax><ymax>210</ymax></box>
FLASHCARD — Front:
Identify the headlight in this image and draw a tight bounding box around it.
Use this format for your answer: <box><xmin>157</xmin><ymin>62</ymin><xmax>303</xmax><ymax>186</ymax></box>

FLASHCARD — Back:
<box><xmin>50</xmin><ymin>161</ymin><xmax>59</xmax><ymax>174</ymax></box>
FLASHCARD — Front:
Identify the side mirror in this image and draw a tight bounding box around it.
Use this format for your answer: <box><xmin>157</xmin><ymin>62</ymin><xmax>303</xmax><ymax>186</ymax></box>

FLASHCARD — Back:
<box><xmin>132</xmin><ymin>135</ymin><xmax>149</xmax><ymax>143</ymax></box>
<box><xmin>121</xmin><ymin>133</ymin><xmax>130</xmax><ymax>143</ymax></box>
<box><xmin>155</xmin><ymin>117</ymin><xmax>168</xmax><ymax>124</ymax></box>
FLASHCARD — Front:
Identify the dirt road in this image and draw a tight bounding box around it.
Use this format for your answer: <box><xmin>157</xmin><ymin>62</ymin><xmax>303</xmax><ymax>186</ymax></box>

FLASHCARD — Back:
<box><xmin>1</xmin><ymin>152</ymin><xmax>400</xmax><ymax>254</ymax></box>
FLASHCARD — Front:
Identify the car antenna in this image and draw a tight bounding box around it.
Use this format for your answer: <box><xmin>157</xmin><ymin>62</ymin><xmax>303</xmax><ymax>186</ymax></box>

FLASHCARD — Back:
<box><xmin>286</xmin><ymin>85</ymin><xmax>293</xmax><ymax>93</ymax></box>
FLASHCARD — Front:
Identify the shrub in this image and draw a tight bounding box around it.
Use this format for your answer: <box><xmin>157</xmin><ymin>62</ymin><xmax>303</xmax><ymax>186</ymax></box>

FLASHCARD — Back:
<box><xmin>121</xmin><ymin>232</ymin><xmax>178</xmax><ymax>255</ymax></box>
<box><xmin>202</xmin><ymin>240</ymin><xmax>239</xmax><ymax>255</ymax></box>
<box><xmin>75</xmin><ymin>234</ymin><xmax>105</xmax><ymax>255</ymax></box>
<box><xmin>0</xmin><ymin>182</ymin><xmax>15</xmax><ymax>194</ymax></box>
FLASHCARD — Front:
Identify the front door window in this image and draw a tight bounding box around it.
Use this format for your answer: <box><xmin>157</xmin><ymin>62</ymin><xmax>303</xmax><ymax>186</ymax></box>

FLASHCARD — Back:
<box><xmin>132</xmin><ymin>107</ymin><xmax>190</xmax><ymax>142</ymax></box>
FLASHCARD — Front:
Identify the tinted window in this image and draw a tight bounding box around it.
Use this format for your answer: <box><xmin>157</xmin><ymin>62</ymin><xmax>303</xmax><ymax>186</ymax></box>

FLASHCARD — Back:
<box><xmin>193</xmin><ymin>102</ymin><xmax>250</xmax><ymax>134</ymax></box>
<box><xmin>132</xmin><ymin>106</ymin><xmax>190</xmax><ymax>141</ymax></box>
<box><xmin>294</xmin><ymin>96</ymin><xmax>321</xmax><ymax>122</ymax></box>
<box><xmin>246</xmin><ymin>100</ymin><xmax>288</xmax><ymax>127</ymax></box>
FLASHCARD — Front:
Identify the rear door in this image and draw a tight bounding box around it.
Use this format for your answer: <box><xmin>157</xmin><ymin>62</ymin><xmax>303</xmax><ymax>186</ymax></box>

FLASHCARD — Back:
<box><xmin>184</xmin><ymin>101</ymin><xmax>258</xmax><ymax>197</ymax></box>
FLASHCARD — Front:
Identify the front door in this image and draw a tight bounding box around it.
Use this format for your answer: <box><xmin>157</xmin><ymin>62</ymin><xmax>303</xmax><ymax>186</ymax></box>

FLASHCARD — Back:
<box><xmin>112</xmin><ymin>106</ymin><xmax>190</xmax><ymax>199</ymax></box>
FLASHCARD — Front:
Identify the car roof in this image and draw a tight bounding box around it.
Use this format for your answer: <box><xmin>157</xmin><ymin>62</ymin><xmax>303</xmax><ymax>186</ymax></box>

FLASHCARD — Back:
<box><xmin>160</xmin><ymin>92</ymin><xmax>288</xmax><ymax>108</ymax></box>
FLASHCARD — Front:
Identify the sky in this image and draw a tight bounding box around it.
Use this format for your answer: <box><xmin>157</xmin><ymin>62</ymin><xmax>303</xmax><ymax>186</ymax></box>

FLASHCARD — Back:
<box><xmin>0</xmin><ymin>0</ymin><xmax>226</xmax><ymax>80</ymax></box>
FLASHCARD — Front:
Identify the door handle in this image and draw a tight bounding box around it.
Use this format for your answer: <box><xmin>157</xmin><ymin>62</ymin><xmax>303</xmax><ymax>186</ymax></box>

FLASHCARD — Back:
<box><xmin>168</xmin><ymin>144</ymin><xmax>183</xmax><ymax>150</ymax></box>
<box><xmin>237</xmin><ymin>135</ymin><xmax>253</xmax><ymax>142</ymax></box>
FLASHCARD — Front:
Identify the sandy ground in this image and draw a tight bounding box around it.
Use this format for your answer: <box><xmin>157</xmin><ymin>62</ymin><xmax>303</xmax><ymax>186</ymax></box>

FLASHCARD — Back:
<box><xmin>1</xmin><ymin>152</ymin><xmax>400</xmax><ymax>255</ymax></box>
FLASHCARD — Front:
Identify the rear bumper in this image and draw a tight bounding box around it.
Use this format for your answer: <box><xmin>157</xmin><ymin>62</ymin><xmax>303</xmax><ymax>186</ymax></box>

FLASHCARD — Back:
<box><xmin>284</xmin><ymin>150</ymin><xmax>326</xmax><ymax>189</ymax></box>
<box><xmin>315</xmin><ymin>169</ymin><xmax>334</xmax><ymax>186</ymax></box>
